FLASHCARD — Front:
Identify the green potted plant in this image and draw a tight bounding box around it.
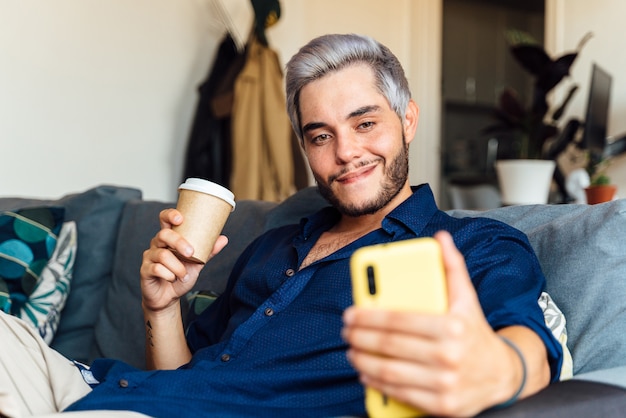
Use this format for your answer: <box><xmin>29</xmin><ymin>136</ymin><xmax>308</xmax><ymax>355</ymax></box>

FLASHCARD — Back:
<box><xmin>484</xmin><ymin>29</ymin><xmax>592</xmax><ymax>205</ymax></box>
<box><xmin>487</xmin><ymin>29</ymin><xmax>593</xmax><ymax>159</ymax></box>
<box><xmin>584</xmin><ymin>154</ymin><xmax>617</xmax><ymax>204</ymax></box>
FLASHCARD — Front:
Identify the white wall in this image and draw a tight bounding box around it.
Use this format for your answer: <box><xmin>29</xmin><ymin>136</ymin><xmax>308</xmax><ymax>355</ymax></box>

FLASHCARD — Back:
<box><xmin>0</xmin><ymin>0</ymin><xmax>222</xmax><ymax>200</ymax></box>
<box><xmin>1</xmin><ymin>0</ymin><xmax>441</xmax><ymax>202</ymax></box>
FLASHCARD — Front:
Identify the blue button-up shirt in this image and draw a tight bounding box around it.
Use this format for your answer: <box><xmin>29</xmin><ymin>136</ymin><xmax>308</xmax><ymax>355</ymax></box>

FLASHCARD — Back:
<box><xmin>66</xmin><ymin>184</ymin><xmax>562</xmax><ymax>417</ymax></box>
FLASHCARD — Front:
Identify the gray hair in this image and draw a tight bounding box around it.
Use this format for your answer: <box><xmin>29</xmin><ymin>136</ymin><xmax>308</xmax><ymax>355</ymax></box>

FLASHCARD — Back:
<box><xmin>285</xmin><ymin>33</ymin><xmax>412</xmax><ymax>142</ymax></box>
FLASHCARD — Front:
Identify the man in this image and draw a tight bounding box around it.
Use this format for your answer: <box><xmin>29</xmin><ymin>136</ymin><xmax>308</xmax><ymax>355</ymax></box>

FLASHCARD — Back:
<box><xmin>0</xmin><ymin>34</ymin><xmax>564</xmax><ymax>417</ymax></box>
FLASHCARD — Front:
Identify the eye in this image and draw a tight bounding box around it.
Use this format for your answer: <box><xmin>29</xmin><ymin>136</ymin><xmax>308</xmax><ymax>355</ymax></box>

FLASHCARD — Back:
<box><xmin>358</xmin><ymin>121</ymin><xmax>375</xmax><ymax>130</ymax></box>
<box><xmin>310</xmin><ymin>133</ymin><xmax>331</xmax><ymax>145</ymax></box>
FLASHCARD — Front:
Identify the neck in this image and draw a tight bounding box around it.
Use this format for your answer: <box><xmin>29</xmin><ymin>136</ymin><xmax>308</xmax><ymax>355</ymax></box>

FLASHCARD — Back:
<box><xmin>333</xmin><ymin>182</ymin><xmax>413</xmax><ymax>233</ymax></box>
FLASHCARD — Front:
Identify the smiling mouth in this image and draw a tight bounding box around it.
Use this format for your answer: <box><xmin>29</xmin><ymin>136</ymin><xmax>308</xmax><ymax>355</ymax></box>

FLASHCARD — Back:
<box><xmin>332</xmin><ymin>163</ymin><xmax>378</xmax><ymax>184</ymax></box>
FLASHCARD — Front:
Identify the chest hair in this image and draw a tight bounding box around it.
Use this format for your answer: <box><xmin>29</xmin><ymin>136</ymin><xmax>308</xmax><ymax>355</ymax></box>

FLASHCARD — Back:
<box><xmin>300</xmin><ymin>229</ymin><xmax>374</xmax><ymax>270</ymax></box>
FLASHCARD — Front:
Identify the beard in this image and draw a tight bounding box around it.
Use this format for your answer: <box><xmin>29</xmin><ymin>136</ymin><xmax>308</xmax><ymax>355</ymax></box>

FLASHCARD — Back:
<box><xmin>316</xmin><ymin>136</ymin><xmax>409</xmax><ymax>217</ymax></box>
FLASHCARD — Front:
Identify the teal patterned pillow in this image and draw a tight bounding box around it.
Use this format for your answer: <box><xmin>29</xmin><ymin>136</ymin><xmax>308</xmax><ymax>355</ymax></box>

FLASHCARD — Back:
<box><xmin>19</xmin><ymin>221</ymin><xmax>77</xmax><ymax>343</ymax></box>
<box><xmin>0</xmin><ymin>207</ymin><xmax>72</xmax><ymax>341</ymax></box>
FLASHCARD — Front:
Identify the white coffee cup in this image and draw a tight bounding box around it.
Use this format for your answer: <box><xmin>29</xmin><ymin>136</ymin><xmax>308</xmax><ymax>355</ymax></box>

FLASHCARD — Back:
<box><xmin>172</xmin><ymin>178</ymin><xmax>235</xmax><ymax>264</ymax></box>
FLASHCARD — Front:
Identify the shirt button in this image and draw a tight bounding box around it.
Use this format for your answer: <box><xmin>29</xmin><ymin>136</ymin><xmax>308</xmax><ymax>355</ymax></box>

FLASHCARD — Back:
<box><xmin>264</xmin><ymin>307</ymin><xmax>274</xmax><ymax>317</ymax></box>
<box><xmin>221</xmin><ymin>353</ymin><xmax>231</xmax><ymax>362</ymax></box>
<box><xmin>285</xmin><ymin>268</ymin><xmax>295</xmax><ymax>277</ymax></box>
<box><xmin>119</xmin><ymin>379</ymin><xmax>129</xmax><ymax>388</ymax></box>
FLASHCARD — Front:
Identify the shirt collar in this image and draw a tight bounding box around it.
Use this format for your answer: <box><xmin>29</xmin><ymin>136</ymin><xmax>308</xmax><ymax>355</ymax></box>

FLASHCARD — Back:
<box><xmin>299</xmin><ymin>183</ymin><xmax>439</xmax><ymax>241</ymax></box>
<box><xmin>383</xmin><ymin>184</ymin><xmax>439</xmax><ymax>237</ymax></box>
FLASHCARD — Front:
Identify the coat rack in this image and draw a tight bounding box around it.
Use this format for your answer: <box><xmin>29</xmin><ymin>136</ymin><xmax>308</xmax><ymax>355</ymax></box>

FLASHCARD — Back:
<box><xmin>208</xmin><ymin>0</ymin><xmax>281</xmax><ymax>51</ymax></box>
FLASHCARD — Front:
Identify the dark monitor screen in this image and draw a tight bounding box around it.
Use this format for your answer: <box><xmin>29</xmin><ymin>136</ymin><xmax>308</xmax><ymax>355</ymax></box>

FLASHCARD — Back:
<box><xmin>582</xmin><ymin>63</ymin><xmax>612</xmax><ymax>158</ymax></box>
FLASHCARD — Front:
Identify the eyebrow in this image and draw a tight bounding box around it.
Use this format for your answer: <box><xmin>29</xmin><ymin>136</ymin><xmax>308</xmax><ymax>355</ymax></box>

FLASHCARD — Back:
<box><xmin>348</xmin><ymin>105</ymin><xmax>381</xmax><ymax>119</ymax></box>
<box><xmin>302</xmin><ymin>105</ymin><xmax>382</xmax><ymax>135</ymax></box>
<box><xmin>302</xmin><ymin>121</ymin><xmax>327</xmax><ymax>134</ymax></box>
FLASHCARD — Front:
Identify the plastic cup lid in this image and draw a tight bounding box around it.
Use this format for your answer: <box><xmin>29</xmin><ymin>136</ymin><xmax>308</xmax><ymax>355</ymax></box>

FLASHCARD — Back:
<box><xmin>178</xmin><ymin>178</ymin><xmax>236</xmax><ymax>210</ymax></box>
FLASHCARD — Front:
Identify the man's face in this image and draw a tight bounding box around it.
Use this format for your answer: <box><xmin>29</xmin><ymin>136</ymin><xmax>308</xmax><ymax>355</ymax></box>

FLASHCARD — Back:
<box><xmin>298</xmin><ymin>64</ymin><xmax>417</xmax><ymax>217</ymax></box>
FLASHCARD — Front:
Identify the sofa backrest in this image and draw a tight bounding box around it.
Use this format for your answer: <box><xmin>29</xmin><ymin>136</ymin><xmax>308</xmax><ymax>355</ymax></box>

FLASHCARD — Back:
<box><xmin>3</xmin><ymin>185</ymin><xmax>625</xmax><ymax>377</ymax></box>
<box><xmin>450</xmin><ymin>199</ymin><xmax>626</xmax><ymax>375</ymax></box>
<box><xmin>99</xmin><ymin>185</ymin><xmax>626</xmax><ymax>375</ymax></box>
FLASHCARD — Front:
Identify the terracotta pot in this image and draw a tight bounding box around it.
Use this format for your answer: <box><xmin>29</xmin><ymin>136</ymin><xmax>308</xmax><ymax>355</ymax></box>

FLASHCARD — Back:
<box><xmin>584</xmin><ymin>185</ymin><xmax>617</xmax><ymax>205</ymax></box>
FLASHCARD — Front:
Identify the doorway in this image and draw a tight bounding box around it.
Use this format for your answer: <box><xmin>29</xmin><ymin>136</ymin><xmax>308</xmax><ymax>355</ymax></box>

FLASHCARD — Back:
<box><xmin>440</xmin><ymin>0</ymin><xmax>545</xmax><ymax>209</ymax></box>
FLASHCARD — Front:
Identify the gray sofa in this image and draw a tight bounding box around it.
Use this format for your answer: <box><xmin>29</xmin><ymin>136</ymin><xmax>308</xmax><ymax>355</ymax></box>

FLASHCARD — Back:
<box><xmin>2</xmin><ymin>184</ymin><xmax>626</xmax><ymax>415</ymax></box>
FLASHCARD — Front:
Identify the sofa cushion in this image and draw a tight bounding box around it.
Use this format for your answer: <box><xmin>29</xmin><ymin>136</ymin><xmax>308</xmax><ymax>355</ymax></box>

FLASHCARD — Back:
<box><xmin>0</xmin><ymin>207</ymin><xmax>65</xmax><ymax>314</ymax></box>
<box><xmin>17</xmin><ymin>221</ymin><xmax>77</xmax><ymax>344</ymax></box>
<box><xmin>264</xmin><ymin>186</ymin><xmax>329</xmax><ymax>231</ymax></box>
<box><xmin>90</xmin><ymin>199</ymin><xmax>166</xmax><ymax>368</ymax></box>
<box><xmin>449</xmin><ymin>199</ymin><xmax>626</xmax><ymax>375</ymax></box>
<box><xmin>0</xmin><ymin>208</ymin><xmax>77</xmax><ymax>344</ymax></box>
<box><xmin>92</xmin><ymin>198</ymin><xmax>276</xmax><ymax>368</ymax></box>
<box><xmin>48</xmin><ymin>185</ymin><xmax>143</xmax><ymax>363</ymax></box>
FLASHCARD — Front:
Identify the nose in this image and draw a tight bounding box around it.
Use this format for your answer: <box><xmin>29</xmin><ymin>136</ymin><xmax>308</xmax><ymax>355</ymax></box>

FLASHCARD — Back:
<box><xmin>335</xmin><ymin>130</ymin><xmax>362</xmax><ymax>164</ymax></box>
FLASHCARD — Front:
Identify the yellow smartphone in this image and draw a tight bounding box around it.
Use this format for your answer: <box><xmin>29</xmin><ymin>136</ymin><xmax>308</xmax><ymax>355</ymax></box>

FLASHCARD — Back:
<box><xmin>349</xmin><ymin>237</ymin><xmax>448</xmax><ymax>418</ymax></box>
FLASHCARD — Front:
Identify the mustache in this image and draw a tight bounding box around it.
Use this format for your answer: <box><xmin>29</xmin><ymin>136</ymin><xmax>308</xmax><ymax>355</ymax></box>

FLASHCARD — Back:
<box><xmin>328</xmin><ymin>159</ymin><xmax>379</xmax><ymax>183</ymax></box>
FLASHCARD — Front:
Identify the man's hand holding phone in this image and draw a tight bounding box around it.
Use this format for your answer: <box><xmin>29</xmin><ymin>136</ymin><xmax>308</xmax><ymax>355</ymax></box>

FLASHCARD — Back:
<box><xmin>344</xmin><ymin>231</ymin><xmax>509</xmax><ymax>417</ymax></box>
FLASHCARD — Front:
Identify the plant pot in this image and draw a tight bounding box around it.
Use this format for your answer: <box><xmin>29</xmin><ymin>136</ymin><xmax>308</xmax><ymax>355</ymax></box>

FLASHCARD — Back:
<box><xmin>584</xmin><ymin>184</ymin><xmax>617</xmax><ymax>205</ymax></box>
<box><xmin>495</xmin><ymin>159</ymin><xmax>556</xmax><ymax>205</ymax></box>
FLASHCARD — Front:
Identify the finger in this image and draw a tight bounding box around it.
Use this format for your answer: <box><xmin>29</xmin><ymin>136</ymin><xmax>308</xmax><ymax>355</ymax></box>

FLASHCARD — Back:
<box><xmin>209</xmin><ymin>235</ymin><xmax>229</xmax><ymax>258</ymax></box>
<box><xmin>433</xmin><ymin>231</ymin><xmax>481</xmax><ymax>313</ymax></box>
<box><xmin>142</xmin><ymin>246</ymin><xmax>188</xmax><ymax>282</ymax></box>
<box><xmin>151</xmin><ymin>228</ymin><xmax>194</xmax><ymax>260</ymax></box>
<box><xmin>350</xmin><ymin>349</ymin><xmax>469</xmax><ymax>416</ymax></box>
<box><xmin>348</xmin><ymin>348</ymin><xmax>438</xmax><ymax>390</ymax></box>
<box><xmin>343</xmin><ymin>307</ymin><xmax>444</xmax><ymax>338</ymax></box>
<box><xmin>343</xmin><ymin>313</ymin><xmax>470</xmax><ymax>369</ymax></box>
<box><xmin>433</xmin><ymin>230</ymin><xmax>467</xmax><ymax>283</ymax></box>
<box><xmin>159</xmin><ymin>208</ymin><xmax>183</xmax><ymax>229</ymax></box>
<box><xmin>343</xmin><ymin>321</ymin><xmax>437</xmax><ymax>361</ymax></box>
<box><xmin>149</xmin><ymin>261</ymin><xmax>179</xmax><ymax>283</ymax></box>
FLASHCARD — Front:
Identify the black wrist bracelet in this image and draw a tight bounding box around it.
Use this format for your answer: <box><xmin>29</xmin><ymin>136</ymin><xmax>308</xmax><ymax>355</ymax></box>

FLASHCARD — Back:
<box><xmin>495</xmin><ymin>335</ymin><xmax>527</xmax><ymax>409</ymax></box>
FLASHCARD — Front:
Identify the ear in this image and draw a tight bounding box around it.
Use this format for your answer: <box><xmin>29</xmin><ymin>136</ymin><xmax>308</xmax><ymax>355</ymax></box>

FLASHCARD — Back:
<box><xmin>403</xmin><ymin>99</ymin><xmax>419</xmax><ymax>145</ymax></box>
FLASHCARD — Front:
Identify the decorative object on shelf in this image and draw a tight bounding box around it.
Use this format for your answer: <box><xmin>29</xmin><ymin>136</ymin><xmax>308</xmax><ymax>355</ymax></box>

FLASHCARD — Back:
<box><xmin>584</xmin><ymin>155</ymin><xmax>617</xmax><ymax>204</ymax></box>
<box><xmin>565</xmin><ymin>168</ymin><xmax>590</xmax><ymax>204</ymax></box>
<box><xmin>485</xmin><ymin>29</ymin><xmax>593</xmax><ymax>205</ymax></box>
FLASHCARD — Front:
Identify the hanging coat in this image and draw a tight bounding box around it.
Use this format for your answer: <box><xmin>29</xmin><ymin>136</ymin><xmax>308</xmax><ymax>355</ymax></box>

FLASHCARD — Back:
<box><xmin>229</xmin><ymin>35</ymin><xmax>297</xmax><ymax>201</ymax></box>
<box><xmin>182</xmin><ymin>34</ymin><xmax>246</xmax><ymax>186</ymax></box>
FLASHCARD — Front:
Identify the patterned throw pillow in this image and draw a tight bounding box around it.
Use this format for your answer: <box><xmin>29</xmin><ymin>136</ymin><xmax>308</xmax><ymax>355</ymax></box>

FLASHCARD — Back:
<box><xmin>0</xmin><ymin>207</ymin><xmax>76</xmax><ymax>342</ymax></box>
<box><xmin>539</xmin><ymin>291</ymin><xmax>573</xmax><ymax>380</ymax></box>
<box><xmin>20</xmin><ymin>221</ymin><xmax>77</xmax><ymax>343</ymax></box>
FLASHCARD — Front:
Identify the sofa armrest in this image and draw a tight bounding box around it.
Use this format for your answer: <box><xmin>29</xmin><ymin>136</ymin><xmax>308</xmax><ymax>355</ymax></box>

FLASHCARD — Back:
<box><xmin>476</xmin><ymin>379</ymin><xmax>626</xmax><ymax>417</ymax></box>
<box><xmin>572</xmin><ymin>365</ymin><xmax>626</xmax><ymax>389</ymax></box>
